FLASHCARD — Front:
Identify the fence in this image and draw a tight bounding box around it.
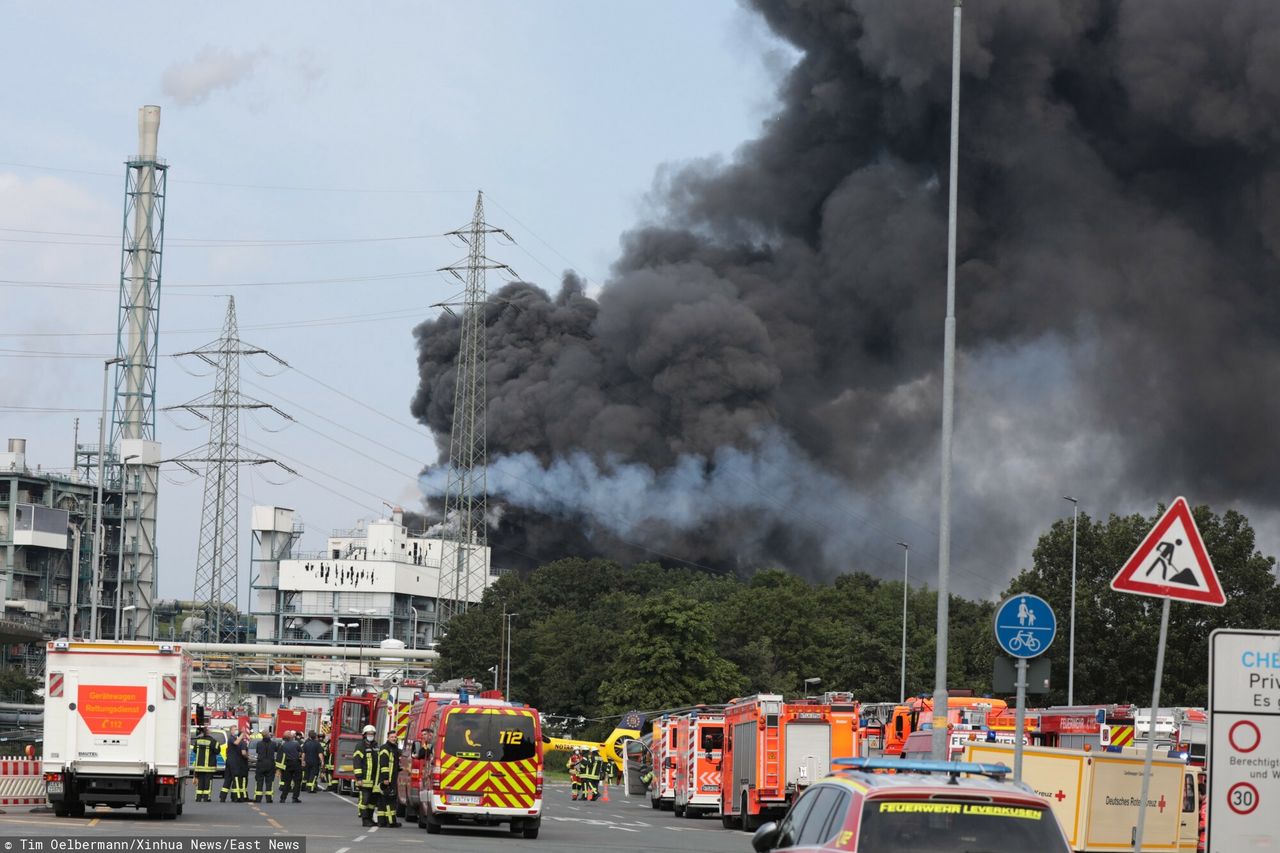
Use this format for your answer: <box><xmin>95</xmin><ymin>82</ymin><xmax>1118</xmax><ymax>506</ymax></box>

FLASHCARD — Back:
<box><xmin>0</xmin><ymin>759</ymin><xmax>45</xmax><ymax>806</ymax></box>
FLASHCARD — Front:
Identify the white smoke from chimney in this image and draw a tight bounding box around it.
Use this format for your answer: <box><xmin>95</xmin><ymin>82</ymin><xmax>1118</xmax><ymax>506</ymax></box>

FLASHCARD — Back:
<box><xmin>161</xmin><ymin>46</ymin><xmax>266</xmax><ymax>106</ymax></box>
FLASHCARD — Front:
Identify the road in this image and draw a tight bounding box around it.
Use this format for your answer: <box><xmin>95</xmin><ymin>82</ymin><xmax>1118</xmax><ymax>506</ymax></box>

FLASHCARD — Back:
<box><xmin>0</xmin><ymin>782</ymin><xmax>747</xmax><ymax>853</ymax></box>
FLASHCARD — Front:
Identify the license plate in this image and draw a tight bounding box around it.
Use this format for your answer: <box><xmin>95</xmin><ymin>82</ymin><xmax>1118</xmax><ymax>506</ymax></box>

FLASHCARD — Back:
<box><xmin>47</xmin><ymin>782</ymin><xmax>64</xmax><ymax>795</ymax></box>
<box><xmin>448</xmin><ymin>794</ymin><xmax>481</xmax><ymax>805</ymax></box>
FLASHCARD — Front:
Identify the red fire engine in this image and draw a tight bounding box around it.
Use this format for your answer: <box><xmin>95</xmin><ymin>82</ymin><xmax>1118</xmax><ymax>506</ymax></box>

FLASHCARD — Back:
<box><xmin>719</xmin><ymin>694</ymin><xmax>833</xmax><ymax>830</ymax></box>
<box><xmin>329</xmin><ymin>692</ymin><xmax>387</xmax><ymax>794</ymax></box>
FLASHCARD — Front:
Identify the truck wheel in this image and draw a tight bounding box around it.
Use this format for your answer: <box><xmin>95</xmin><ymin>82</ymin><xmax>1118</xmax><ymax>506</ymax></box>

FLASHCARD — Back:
<box><xmin>674</xmin><ymin>802</ymin><xmax>686</xmax><ymax>818</ymax></box>
<box><xmin>720</xmin><ymin>810</ymin><xmax>736</xmax><ymax>830</ymax></box>
<box><xmin>70</xmin><ymin>802</ymin><xmax>86</xmax><ymax>819</ymax></box>
<box><xmin>53</xmin><ymin>804</ymin><xmax>69</xmax><ymax>818</ymax></box>
<box><xmin>650</xmin><ymin>796</ymin><xmax>659</xmax><ymax>810</ymax></box>
<box><xmin>741</xmin><ymin>794</ymin><xmax>760</xmax><ymax>832</ymax></box>
<box><xmin>425</xmin><ymin>812</ymin><xmax>442</xmax><ymax>835</ymax></box>
<box><xmin>522</xmin><ymin>819</ymin><xmax>541</xmax><ymax>839</ymax></box>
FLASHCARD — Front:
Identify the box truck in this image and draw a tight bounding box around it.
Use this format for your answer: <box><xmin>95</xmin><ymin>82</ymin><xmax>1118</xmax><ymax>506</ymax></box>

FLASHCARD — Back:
<box><xmin>962</xmin><ymin>742</ymin><xmax>1201</xmax><ymax>851</ymax></box>
<box><xmin>43</xmin><ymin>640</ymin><xmax>192</xmax><ymax>819</ymax></box>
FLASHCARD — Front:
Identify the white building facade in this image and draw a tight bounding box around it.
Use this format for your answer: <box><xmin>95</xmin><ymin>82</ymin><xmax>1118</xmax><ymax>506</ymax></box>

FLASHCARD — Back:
<box><xmin>250</xmin><ymin>505</ymin><xmax>495</xmax><ymax>649</ymax></box>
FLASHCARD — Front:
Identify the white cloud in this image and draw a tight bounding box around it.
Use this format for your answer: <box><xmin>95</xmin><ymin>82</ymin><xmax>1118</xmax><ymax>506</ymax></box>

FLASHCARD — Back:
<box><xmin>161</xmin><ymin>46</ymin><xmax>267</xmax><ymax>106</ymax></box>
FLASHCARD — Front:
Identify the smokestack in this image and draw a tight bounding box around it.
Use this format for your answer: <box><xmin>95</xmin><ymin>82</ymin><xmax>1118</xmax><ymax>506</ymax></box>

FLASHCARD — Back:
<box><xmin>137</xmin><ymin>105</ymin><xmax>160</xmax><ymax>160</ymax></box>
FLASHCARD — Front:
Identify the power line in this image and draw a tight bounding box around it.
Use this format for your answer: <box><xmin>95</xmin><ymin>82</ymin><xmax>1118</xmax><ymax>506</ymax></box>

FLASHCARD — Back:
<box><xmin>0</xmin><ymin>305</ymin><xmax>435</xmax><ymax>339</ymax></box>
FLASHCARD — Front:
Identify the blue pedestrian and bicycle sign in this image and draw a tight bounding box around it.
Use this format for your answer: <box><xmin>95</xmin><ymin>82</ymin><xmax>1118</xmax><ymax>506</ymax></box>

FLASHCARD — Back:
<box><xmin>994</xmin><ymin>593</ymin><xmax>1056</xmax><ymax>659</ymax></box>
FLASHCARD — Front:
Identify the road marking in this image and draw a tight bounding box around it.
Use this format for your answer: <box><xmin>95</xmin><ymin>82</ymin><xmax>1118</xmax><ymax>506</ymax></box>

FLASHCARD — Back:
<box><xmin>267</xmin><ymin>817</ymin><xmax>284</xmax><ymax>830</ymax></box>
<box><xmin>87</xmin><ymin>818</ymin><xmax>100</xmax><ymax>827</ymax></box>
<box><xmin>354</xmin><ymin>836</ymin><xmax>367</xmax><ymax>842</ymax></box>
<box><xmin>336</xmin><ymin>848</ymin><xmax>350</xmax><ymax>853</ymax></box>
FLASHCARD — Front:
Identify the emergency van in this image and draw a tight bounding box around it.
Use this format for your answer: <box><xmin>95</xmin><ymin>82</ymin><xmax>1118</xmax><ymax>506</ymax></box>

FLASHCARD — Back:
<box><xmin>42</xmin><ymin>640</ymin><xmax>191</xmax><ymax>819</ymax></box>
<box><xmin>962</xmin><ymin>742</ymin><xmax>1202</xmax><ymax>851</ymax></box>
<box><xmin>720</xmin><ymin>694</ymin><xmax>834</xmax><ymax>830</ymax></box>
<box><xmin>415</xmin><ymin>702</ymin><xmax>544</xmax><ymax>839</ymax></box>
<box><xmin>396</xmin><ymin>691</ymin><xmax>460</xmax><ymax>818</ymax></box>
<box><xmin>673</xmin><ymin>710</ymin><xmax>724</xmax><ymax>818</ymax></box>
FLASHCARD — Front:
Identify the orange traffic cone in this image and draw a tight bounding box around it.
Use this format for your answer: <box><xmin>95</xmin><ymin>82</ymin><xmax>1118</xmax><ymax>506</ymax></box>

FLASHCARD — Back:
<box><xmin>601</xmin><ymin>780</ymin><xmax>610</xmax><ymax>802</ymax></box>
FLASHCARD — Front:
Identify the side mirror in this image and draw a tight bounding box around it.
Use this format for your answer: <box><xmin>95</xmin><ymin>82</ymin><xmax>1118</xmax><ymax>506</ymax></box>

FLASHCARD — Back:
<box><xmin>751</xmin><ymin>821</ymin><xmax>781</xmax><ymax>853</ymax></box>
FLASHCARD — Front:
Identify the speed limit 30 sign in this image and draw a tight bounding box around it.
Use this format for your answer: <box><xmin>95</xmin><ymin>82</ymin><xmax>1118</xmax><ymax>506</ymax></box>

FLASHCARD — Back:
<box><xmin>1209</xmin><ymin>630</ymin><xmax>1280</xmax><ymax>851</ymax></box>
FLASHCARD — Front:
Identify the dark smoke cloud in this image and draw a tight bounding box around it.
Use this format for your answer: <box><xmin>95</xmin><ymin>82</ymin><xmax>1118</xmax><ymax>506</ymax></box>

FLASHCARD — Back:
<box><xmin>412</xmin><ymin>0</ymin><xmax>1280</xmax><ymax>594</ymax></box>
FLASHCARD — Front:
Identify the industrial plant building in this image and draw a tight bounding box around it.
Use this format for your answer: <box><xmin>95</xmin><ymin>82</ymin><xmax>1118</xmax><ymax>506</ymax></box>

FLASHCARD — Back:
<box><xmin>251</xmin><ymin>505</ymin><xmax>496</xmax><ymax>651</ymax></box>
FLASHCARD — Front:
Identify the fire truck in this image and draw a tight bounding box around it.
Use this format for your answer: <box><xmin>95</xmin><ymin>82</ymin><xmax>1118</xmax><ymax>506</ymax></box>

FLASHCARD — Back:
<box><xmin>275</xmin><ymin>706</ymin><xmax>321</xmax><ymax>739</ymax></box>
<box><xmin>648</xmin><ymin>715</ymin><xmax>678</xmax><ymax>810</ymax></box>
<box><xmin>882</xmin><ymin>695</ymin><xmax>1010</xmax><ymax>756</ymax></box>
<box><xmin>672</xmin><ymin>711</ymin><xmax>724</xmax><ymax>818</ymax></box>
<box><xmin>719</xmin><ymin>694</ymin><xmax>834</xmax><ymax>830</ymax></box>
<box><xmin>329</xmin><ymin>692</ymin><xmax>388</xmax><ymax>793</ymax></box>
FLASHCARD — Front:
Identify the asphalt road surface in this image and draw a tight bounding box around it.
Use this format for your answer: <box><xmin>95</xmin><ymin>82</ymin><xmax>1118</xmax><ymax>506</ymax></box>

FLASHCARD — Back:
<box><xmin>0</xmin><ymin>782</ymin><xmax>747</xmax><ymax>853</ymax></box>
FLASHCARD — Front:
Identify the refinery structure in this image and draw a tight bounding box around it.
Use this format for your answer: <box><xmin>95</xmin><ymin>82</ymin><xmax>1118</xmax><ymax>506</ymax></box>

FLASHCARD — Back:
<box><xmin>0</xmin><ymin>105</ymin><xmax>500</xmax><ymax>702</ymax></box>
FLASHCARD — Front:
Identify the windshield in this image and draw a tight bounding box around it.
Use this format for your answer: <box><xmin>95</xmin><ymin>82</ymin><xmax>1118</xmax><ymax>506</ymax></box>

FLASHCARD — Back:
<box><xmin>857</xmin><ymin>799</ymin><xmax>1068</xmax><ymax>853</ymax></box>
<box><xmin>442</xmin><ymin>712</ymin><xmax>536</xmax><ymax>763</ymax></box>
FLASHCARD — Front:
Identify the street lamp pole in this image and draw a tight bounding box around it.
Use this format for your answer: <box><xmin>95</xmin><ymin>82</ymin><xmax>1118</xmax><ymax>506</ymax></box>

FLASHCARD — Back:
<box><xmin>89</xmin><ymin>356</ymin><xmax>122</xmax><ymax>641</ymax></box>
<box><xmin>1064</xmin><ymin>496</ymin><xmax>1079</xmax><ymax>706</ymax></box>
<box><xmin>897</xmin><ymin>542</ymin><xmax>909</xmax><ymax>704</ymax></box>
<box><xmin>932</xmin><ymin>0</ymin><xmax>963</xmax><ymax>763</ymax></box>
<box><xmin>504</xmin><ymin>613</ymin><xmax>519</xmax><ymax>699</ymax></box>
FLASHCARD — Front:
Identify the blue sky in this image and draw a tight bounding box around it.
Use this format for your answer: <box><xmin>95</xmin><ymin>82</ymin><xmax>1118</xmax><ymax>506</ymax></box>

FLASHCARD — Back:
<box><xmin>1</xmin><ymin>2</ymin><xmax>796</xmax><ymax>603</ymax></box>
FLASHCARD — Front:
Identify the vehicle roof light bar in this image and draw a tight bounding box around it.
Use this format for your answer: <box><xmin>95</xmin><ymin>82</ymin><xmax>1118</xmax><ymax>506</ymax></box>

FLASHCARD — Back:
<box><xmin>833</xmin><ymin>757</ymin><xmax>1013</xmax><ymax>783</ymax></box>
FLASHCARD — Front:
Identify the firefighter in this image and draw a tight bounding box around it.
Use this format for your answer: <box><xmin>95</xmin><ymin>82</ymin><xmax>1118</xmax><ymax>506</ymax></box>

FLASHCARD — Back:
<box><xmin>302</xmin><ymin>731</ymin><xmax>323</xmax><ymax>793</ymax></box>
<box><xmin>222</xmin><ymin>731</ymin><xmax>250</xmax><ymax>802</ymax></box>
<box><xmin>376</xmin><ymin>731</ymin><xmax>403</xmax><ymax>828</ymax></box>
<box><xmin>353</xmin><ymin>724</ymin><xmax>379</xmax><ymax>827</ymax></box>
<box><xmin>191</xmin><ymin>726</ymin><xmax>218</xmax><ymax>802</ymax></box>
<box><xmin>579</xmin><ymin>748</ymin><xmax>602</xmax><ymax>802</ymax></box>
<box><xmin>253</xmin><ymin>729</ymin><xmax>277</xmax><ymax>803</ymax></box>
<box><xmin>277</xmin><ymin>731</ymin><xmax>303</xmax><ymax>803</ymax></box>
<box><xmin>566</xmin><ymin>747</ymin><xmax>583</xmax><ymax>800</ymax></box>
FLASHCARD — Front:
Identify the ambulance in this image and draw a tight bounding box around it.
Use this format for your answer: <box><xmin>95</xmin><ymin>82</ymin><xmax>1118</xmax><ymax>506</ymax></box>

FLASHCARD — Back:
<box><xmin>415</xmin><ymin>702</ymin><xmax>544</xmax><ymax>839</ymax></box>
<box><xmin>672</xmin><ymin>710</ymin><xmax>723</xmax><ymax>818</ymax></box>
<box><xmin>396</xmin><ymin>691</ymin><xmax>461</xmax><ymax>817</ymax></box>
<box><xmin>962</xmin><ymin>742</ymin><xmax>1202</xmax><ymax>851</ymax></box>
<box><xmin>43</xmin><ymin>640</ymin><xmax>192</xmax><ymax>819</ymax></box>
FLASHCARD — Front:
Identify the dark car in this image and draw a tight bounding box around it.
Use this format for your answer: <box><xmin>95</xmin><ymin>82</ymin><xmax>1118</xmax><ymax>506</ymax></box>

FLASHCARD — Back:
<box><xmin>751</xmin><ymin>758</ymin><xmax>1071</xmax><ymax>853</ymax></box>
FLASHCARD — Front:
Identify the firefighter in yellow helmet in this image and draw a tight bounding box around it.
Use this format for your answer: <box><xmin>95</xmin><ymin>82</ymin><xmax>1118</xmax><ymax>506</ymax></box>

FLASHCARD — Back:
<box><xmin>353</xmin><ymin>724</ymin><xmax>379</xmax><ymax>827</ymax></box>
<box><xmin>375</xmin><ymin>729</ymin><xmax>403</xmax><ymax>827</ymax></box>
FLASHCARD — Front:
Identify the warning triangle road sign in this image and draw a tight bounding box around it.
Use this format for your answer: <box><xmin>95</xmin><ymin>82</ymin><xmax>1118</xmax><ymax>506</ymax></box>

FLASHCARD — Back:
<box><xmin>1111</xmin><ymin>497</ymin><xmax>1226</xmax><ymax>606</ymax></box>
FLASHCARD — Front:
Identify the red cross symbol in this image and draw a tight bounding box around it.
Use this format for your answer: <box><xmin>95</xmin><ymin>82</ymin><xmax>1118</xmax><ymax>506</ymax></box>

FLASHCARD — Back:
<box><xmin>1054</xmin><ymin>790</ymin><xmax>1067</xmax><ymax>802</ymax></box>
<box><xmin>1157</xmin><ymin>795</ymin><xmax>1167</xmax><ymax>813</ymax></box>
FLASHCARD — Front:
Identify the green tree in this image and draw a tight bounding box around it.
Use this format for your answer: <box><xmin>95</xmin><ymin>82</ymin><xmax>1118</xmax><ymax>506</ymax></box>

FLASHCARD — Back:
<box><xmin>0</xmin><ymin>666</ymin><xmax>38</xmax><ymax>702</ymax></box>
<box><xmin>1006</xmin><ymin>504</ymin><xmax>1280</xmax><ymax>706</ymax></box>
<box><xmin>598</xmin><ymin>590</ymin><xmax>745</xmax><ymax>713</ymax></box>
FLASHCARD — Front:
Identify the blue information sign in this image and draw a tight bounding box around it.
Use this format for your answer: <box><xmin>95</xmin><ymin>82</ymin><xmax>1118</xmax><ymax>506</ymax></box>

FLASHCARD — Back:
<box><xmin>993</xmin><ymin>593</ymin><xmax>1056</xmax><ymax>659</ymax></box>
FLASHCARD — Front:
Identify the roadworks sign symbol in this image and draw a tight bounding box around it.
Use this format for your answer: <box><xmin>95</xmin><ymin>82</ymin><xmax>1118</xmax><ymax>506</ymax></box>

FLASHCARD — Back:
<box><xmin>1111</xmin><ymin>496</ymin><xmax>1225</xmax><ymax>606</ymax></box>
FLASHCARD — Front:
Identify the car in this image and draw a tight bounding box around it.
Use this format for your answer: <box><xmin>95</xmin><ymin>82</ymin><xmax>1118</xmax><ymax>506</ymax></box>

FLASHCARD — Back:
<box><xmin>750</xmin><ymin>758</ymin><xmax>1072</xmax><ymax>853</ymax></box>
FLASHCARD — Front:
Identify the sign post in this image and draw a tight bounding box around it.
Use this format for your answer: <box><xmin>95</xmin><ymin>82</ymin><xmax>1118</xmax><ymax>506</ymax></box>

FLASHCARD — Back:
<box><xmin>994</xmin><ymin>593</ymin><xmax>1056</xmax><ymax>781</ymax></box>
<box><xmin>1208</xmin><ymin>630</ymin><xmax>1279</xmax><ymax>852</ymax></box>
<box><xmin>1110</xmin><ymin>497</ymin><xmax>1225</xmax><ymax>853</ymax></box>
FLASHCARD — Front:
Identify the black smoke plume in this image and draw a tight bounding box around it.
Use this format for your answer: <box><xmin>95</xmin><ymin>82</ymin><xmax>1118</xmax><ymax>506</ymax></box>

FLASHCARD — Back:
<box><xmin>412</xmin><ymin>0</ymin><xmax>1280</xmax><ymax>594</ymax></box>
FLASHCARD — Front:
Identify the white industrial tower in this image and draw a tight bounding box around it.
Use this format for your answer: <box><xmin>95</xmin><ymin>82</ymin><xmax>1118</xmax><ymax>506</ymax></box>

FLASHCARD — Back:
<box><xmin>108</xmin><ymin>106</ymin><xmax>167</xmax><ymax>641</ymax></box>
<box><xmin>435</xmin><ymin>192</ymin><xmax>512</xmax><ymax>626</ymax></box>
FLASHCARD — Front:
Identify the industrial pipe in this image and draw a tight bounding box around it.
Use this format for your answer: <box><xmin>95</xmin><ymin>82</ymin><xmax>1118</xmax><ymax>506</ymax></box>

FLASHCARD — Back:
<box><xmin>180</xmin><ymin>642</ymin><xmax>439</xmax><ymax>661</ymax></box>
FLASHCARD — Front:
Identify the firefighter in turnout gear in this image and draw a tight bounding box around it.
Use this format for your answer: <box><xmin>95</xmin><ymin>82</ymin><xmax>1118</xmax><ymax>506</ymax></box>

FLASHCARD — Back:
<box><xmin>376</xmin><ymin>733</ymin><xmax>402</xmax><ymax>828</ymax></box>
<box><xmin>221</xmin><ymin>731</ymin><xmax>250</xmax><ymax>802</ymax></box>
<box><xmin>302</xmin><ymin>731</ymin><xmax>323</xmax><ymax>793</ymax></box>
<box><xmin>567</xmin><ymin>747</ymin><xmax>584</xmax><ymax>800</ymax></box>
<box><xmin>277</xmin><ymin>731</ymin><xmax>303</xmax><ymax>803</ymax></box>
<box><xmin>353</xmin><ymin>724</ymin><xmax>379</xmax><ymax>827</ymax></box>
<box><xmin>253</xmin><ymin>730</ymin><xmax>278</xmax><ymax>802</ymax></box>
<box><xmin>580</xmin><ymin>748</ymin><xmax>603</xmax><ymax>801</ymax></box>
<box><xmin>192</xmin><ymin>727</ymin><xmax>218</xmax><ymax>802</ymax></box>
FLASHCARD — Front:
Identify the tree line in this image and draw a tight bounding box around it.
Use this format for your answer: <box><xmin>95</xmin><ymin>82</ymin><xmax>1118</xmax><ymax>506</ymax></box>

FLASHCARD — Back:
<box><xmin>433</xmin><ymin>504</ymin><xmax>1280</xmax><ymax>738</ymax></box>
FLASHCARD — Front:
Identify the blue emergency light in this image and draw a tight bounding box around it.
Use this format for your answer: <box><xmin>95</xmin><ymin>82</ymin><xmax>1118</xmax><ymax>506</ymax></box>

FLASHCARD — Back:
<box><xmin>833</xmin><ymin>757</ymin><xmax>1012</xmax><ymax>781</ymax></box>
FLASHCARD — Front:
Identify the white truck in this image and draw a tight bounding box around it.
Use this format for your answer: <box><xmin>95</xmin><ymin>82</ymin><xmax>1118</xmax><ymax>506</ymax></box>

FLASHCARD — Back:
<box><xmin>962</xmin><ymin>742</ymin><xmax>1202</xmax><ymax>851</ymax></box>
<box><xmin>43</xmin><ymin>640</ymin><xmax>192</xmax><ymax>819</ymax></box>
